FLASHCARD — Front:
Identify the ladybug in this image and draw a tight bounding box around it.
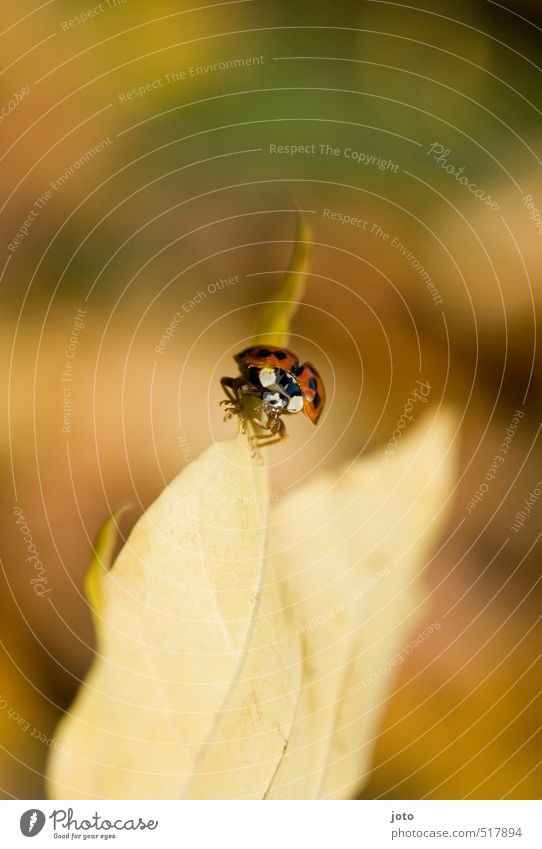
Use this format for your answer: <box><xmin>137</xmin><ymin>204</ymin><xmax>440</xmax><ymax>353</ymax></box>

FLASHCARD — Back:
<box><xmin>221</xmin><ymin>344</ymin><xmax>325</xmax><ymax>446</ymax></box>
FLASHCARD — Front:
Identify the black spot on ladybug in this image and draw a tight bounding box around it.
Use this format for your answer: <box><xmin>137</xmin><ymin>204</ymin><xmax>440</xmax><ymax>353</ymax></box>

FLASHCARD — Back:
<box><xmin>308</xmin><ymin>377</ymin><xmax>317</xmax><ymax>391</ymax></box>
<box><xmin>274</xmin><ymin>350</ymin><xmax>287</xmax><ymax>360</ymax></box>
<box><xmin>313</xmin><ymin>392</ymin><xmax>321</xmax><ymax>409</ymax></box>
<box><xmin>257</xmin><ymin>348</ymin><xmax>271</xmax><ymax>357</ymax></box>
<box><xmin>247</xmin><ymin>366</ymin><xmax>261</xmax><ymax>384</ymax></box>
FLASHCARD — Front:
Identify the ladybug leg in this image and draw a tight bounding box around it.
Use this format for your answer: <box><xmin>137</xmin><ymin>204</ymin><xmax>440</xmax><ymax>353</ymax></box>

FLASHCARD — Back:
<box><xmin>220</xmin><ymin>376</ymin><xmax>239</xmax><ymax>404</ymax></box>
<box><xmin>220</xmin><ymin>377</ymin><xmax>241</xmax><ymax>421</ymax></box>
<box><xmin>241</xmin><ymin>411</ymin><xmax>270</xmax><ymax>433</ymax></box>
<box><xmin>221</xmin><ymin>377</ymin><xmax>261</xmax><ymax>422</ymax></box>
<box><xmin>251</xmin><ymin>417</ymin><xmax>287</xmax><ymax>450</ymax></box>
<box><xmin>235</xmin><ymin>383</ymin><xmax>262</xmax><ymax>424</ymax></box>
<box><xmin>241</xmin><ymin>400</ymin><xmax>275</xmax><ymax>433</ymax></box>
<box><xmin>221</xmin><ymin>378</ymin><xmax>259</xmax><ymax>403</ymax></box>
<box><xmin>256</xmin><ymin>430</ymin><xmax>288</xmax><ymax>448</ymax></box>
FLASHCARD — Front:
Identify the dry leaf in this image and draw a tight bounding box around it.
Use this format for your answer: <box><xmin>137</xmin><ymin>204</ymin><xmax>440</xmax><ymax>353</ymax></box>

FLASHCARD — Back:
<box><xmin>47</xmin><ymin>214</ymin><xmax>456</xmax><ymax>799</ymax></box>
<box><xmin>265</xmin><ymin>412</ymin><xmax>455</xmax><ymax>799</ymax></box>
<box><xmin>47</xmin><ymin>435</ymin><xmax>274</xmax><ymax>799</ymax></box>
<box><xmin>47</xmin><ymin>413</ymin><xmax>455</xmax><ymax>799</ymax></box>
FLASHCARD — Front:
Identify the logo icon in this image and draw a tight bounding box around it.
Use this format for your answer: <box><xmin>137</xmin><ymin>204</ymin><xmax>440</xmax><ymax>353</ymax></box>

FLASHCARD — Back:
<box><xmin>20</xmin><ymin>810</ymin><xmax>46</xmax><ymax>837</ymax></box>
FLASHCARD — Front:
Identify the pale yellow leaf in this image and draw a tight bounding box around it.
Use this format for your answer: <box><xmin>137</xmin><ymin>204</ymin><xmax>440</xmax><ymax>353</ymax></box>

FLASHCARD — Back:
<box><xmin>47</xmin><ymin>435</ymin><xmax>275</xmax><ymax>799</ymax></box>
<box><xmin>47</xmin><ymin>391</ymin><xmax>455</xmax><ymax>798</ymax></box>
<box><xmin>265</xmin><ymin>412</ymin><xmax>456</xmax><ymax>799</ymax></box>
<box><xmin>185</xmin><ymin>572</ymin><xmax>302</xmax><ymax>799</ymax></box>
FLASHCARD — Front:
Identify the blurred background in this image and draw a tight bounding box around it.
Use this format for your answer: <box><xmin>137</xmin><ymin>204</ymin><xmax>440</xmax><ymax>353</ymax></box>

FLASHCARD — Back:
<box><xmin>0</xmin><ymin>0</ymin><xmax>541</xmax><ymax>799</ymax></box>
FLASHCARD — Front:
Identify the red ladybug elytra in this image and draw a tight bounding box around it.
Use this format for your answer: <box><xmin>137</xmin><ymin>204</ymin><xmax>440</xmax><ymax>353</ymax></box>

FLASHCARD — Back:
<box><xmin>221</xmin><ymin>344</ymin><xmax>325</xmax><ymax>446</ymax></box>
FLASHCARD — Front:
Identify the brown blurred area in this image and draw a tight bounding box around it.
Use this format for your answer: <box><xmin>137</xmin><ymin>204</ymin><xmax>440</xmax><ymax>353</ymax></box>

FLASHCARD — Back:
<box><xmin>0</xmin><ymin>0</ymin><xmax>541</xmax><ymax>799</ymax></box>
